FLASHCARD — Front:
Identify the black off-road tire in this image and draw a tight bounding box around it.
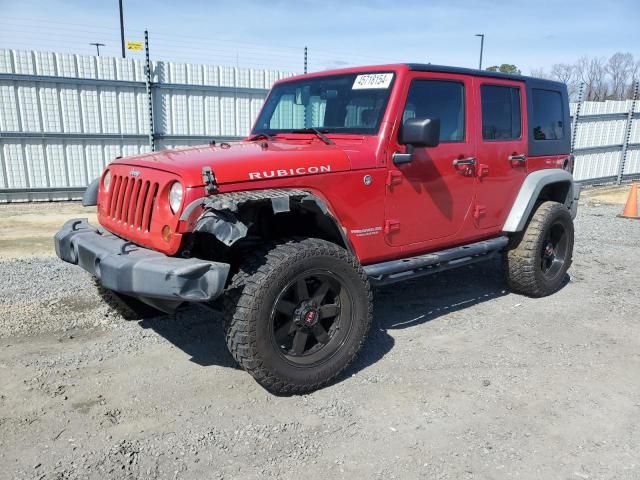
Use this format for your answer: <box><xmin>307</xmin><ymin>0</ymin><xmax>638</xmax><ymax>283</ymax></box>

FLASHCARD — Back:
<box><xmin>503</xmin><ymin>201</ymin><xmax>574</xmax><ymax>297</ymax></box>
<box><xmin>223</xmin><ymin>238</ymin><xmax>372</xmax><ymax>394</ymax></box>
<box><xmin>94</xmin><ymin>279</ymin><xmax>162</xmax><ymax>320</ymax></box>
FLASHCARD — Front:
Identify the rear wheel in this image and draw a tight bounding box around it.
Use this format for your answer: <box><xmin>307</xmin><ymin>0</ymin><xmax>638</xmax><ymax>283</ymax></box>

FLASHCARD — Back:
<box><xmin>503</xmin><ymin>201</ymin><xmax>574</xmax><ymax>297</ymax></box>
<box><xmin>224</xmin><ymin>238</ymin><xmax>372</xmax><ymax>394</ymax></box>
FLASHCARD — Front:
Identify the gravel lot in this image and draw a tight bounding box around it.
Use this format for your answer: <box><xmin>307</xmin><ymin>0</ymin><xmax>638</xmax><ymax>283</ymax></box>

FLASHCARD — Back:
<box><xmin>1</xmin><ymin>191</ymin><xmax>639</xmax><ymax>480</ymax></box>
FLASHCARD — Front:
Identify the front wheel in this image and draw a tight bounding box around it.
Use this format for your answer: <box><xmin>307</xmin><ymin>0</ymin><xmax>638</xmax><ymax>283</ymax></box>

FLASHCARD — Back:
<box><xmin>503</xmin><ymin>201</ymin><xmax>574</xmax><ymax>297</ymax></box>
<box><xmin>224</xmin><ymin>238</ymin><xmax>372</xmax><ymax>394</ymax></box>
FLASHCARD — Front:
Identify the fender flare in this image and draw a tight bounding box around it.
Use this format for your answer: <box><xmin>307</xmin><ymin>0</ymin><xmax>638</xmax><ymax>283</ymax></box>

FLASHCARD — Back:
<box><xmin>503</xmin><ymin>169</ymin><xmax>579</xmax><ymax>232</ymax></box>
<box><xmin>82</xmin><ymin>178</ymin><xmax>99</xmax><ymax>207</ymax></box>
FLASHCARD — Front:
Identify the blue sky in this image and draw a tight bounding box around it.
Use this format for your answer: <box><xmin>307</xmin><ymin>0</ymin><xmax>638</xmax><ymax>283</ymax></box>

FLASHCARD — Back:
<box><xmin>0</xmin><ymin>0</ymin><xmax>638</xmax><ymax>73</ymax></box>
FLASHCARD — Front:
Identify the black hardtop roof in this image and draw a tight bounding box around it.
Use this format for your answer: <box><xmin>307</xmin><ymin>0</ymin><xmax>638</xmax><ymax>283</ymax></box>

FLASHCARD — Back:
<box><xmin>406</xmin><ymin>63</ymin><xmax>566</xmax><ymax>89</ymax></box>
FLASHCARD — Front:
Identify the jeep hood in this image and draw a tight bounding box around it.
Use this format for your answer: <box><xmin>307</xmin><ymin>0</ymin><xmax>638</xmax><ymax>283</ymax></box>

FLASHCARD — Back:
<box><xmin>111</xmin><ymin>141</ymin><xmax>351</xmax><ymax>186</ymax></box>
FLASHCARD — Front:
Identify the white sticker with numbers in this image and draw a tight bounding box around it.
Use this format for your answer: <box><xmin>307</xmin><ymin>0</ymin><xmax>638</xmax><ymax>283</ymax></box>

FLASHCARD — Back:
<box><xmin>352</xmin><ymin>73</ymin><xmax>394</xmax><ymax>89</ymax></box>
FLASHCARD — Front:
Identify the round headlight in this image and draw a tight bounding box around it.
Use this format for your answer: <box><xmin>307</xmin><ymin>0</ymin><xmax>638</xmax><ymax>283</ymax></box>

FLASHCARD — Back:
<box><xmin>103</xmin><ymin>170</ymin><xmax>111</xmax><ymax>192</ymax></box>
<box><xmin>168</xmin><ymin>182</ymin><xmax>184</xmax><ymax>213</ymax></box>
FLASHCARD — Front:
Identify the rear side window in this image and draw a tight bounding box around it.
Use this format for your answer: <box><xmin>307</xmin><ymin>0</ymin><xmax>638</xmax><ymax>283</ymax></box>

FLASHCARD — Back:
<box><xmin>403</xmin><ymin>80</ymin><xmax>465</xmax><ymax>142</ymax></box>
<box><xmin>531</xmin><ymin>89</ymin><xmax>565</xmax><ymax>140</ymax></box>
<box><xmin>481</xmin><ymin>85</ymin><xmax>522</xmax><ymax>140</ymax></box>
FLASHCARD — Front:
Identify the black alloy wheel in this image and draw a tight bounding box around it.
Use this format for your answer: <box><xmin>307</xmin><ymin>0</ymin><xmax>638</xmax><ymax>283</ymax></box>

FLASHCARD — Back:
<box><xmin>540</xmin><ymin>221</ymin><xmax>569</xmax><ymax>280</ymax></box>
<box><xmin>270</xmin><ymin>270</ymin><xmax>352</xmax><ymax>366</ymax></box>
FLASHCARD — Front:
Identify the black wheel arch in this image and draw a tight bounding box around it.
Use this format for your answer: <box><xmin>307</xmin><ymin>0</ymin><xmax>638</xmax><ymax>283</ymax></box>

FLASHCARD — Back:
<box><xmin>183</xmin><ymin>189</ymin><xmax>355</xmax><ymax>274</ymax></box>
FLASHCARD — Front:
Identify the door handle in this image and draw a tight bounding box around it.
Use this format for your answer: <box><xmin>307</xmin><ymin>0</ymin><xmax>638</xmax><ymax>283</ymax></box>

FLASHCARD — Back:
<box><xmin>452</xmin><ymin>157</ymin><xmax>476</xmax><ymax>167</ymax></box>
<box><xmin>508</xmin><ymin>154</ymin><xmax>527</xmax><ymax>162</ymax></box>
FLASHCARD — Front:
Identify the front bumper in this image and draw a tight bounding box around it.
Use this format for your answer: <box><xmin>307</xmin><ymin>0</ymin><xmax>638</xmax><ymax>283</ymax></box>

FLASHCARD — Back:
<box><xmin>54</xmin><ymin>218</ymin><xmax>230</xmax><ymax>311</ymax></box>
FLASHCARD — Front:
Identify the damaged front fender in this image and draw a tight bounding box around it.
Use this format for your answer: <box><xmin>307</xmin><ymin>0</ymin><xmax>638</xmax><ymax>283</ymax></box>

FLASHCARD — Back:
<box><xmin>184</xmin><ymin>188</ymin><xmax>352</xmax><ymax>252</ymax></box>
<box><xmin>194</xmin><ymin>210</ymin><xmax>248</xmax><ymax>246</ymax></box>
<box><xmin>189</xmin><ymin>189</ymin><xmax>309</xmax><ymax>247</ymax></box>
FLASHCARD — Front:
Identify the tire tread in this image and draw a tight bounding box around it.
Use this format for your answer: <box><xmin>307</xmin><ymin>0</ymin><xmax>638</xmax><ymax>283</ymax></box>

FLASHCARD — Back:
<box><xmin>503</xmin><ymin>201</ymin><xmax>574</xmax><ymax>297</ymax></box>
<box><xmin>223</xmin><ymin>238</ymin><xmax>372</xmax><ymax>394</ymax></box>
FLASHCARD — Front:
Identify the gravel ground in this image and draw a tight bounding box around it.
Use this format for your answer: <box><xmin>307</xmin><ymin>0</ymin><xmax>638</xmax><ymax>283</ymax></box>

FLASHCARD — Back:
<box><xmin>0</xmin><ymin>198</ymin><xmax>639</xmax><ymax>479</ymax></box>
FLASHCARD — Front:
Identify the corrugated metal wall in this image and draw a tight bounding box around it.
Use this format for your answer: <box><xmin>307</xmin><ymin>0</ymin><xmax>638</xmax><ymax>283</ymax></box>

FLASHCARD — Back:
<box><xmin>571</xmin><ymin>99</ymin><xmax>640</xmax><ymax>182</ymax></box>
<box><xmin>0</xmin><ymin>49</ymin><xmax>293</xmax><ymax>201</ymax></box>
<box><xmin>1</xmin><ymin>48</ymin><xmax>639</xmax><ymax>202</ymax></box>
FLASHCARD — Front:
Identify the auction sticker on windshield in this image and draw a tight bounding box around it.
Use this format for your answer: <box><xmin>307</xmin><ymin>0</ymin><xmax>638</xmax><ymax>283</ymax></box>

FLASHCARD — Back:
<box><xmin>352</xmin><ymin>73</ymin><xmax>394</xmax><ymax>89</ymax></box>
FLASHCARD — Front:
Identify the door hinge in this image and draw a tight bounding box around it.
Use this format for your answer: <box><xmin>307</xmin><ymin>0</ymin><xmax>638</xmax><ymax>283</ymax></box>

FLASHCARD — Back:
<box><xmin>386</xmin><ymin>170</ymin><xmax>403</xmax><ymax>187</ymax></box>
<box><xmin>474</xmin><ymin>205</ymin><xmax>487</xmax><ymax>220</ymax></box>
<box><xmin>384</xmin><ymin>219</ymin><xmax>400</xmax><ymax>234</ymax></box>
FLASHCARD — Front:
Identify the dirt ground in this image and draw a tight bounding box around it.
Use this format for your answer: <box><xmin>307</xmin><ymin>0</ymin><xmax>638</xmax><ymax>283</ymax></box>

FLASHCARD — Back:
<box><xmin>0</xmin><ymin>203</ymin><xmax>97</xmax><ymax>260</ymax></box>
<box><xmin>0</xmin><ymin>186</ymin><xmax>639</xmax><ymax>480</ymax></box>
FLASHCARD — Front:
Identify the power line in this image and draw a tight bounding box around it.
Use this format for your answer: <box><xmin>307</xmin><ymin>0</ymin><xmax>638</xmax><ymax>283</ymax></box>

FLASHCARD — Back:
<box><xmin>0</xmin><ymin>16</ymin><xmax>396</xmax><ymax>65</ymax></box>
<box><xmin>0</xmin><ymin>16</ymin><xmax>399</xmax><ymax>73</ymax></box>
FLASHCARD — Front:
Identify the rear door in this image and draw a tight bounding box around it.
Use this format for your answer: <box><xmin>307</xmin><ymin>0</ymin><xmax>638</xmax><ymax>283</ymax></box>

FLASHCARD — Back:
<box><xmin>473</xmin><ymin>78</ymin><xmax>527</xmax><ymax>229</ymax></box>
<box><xmin>384</xmin><ymin>73</ymin><xmax>477</xmax><ymax>246</ymax></box>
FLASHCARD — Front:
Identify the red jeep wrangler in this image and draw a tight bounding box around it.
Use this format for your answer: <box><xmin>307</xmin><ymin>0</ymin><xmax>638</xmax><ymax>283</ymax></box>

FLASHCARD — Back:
<box><xmin>56</xmin><ymin>64</ymin><xmax>579</xmax><ymax>393</ymax></box>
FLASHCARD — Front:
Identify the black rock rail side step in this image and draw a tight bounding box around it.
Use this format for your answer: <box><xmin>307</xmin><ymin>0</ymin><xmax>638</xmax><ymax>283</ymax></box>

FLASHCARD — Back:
<box><xmin>364</xmin><ymin>236</ymin><xmax>509</xmax><ymax>286</ymax></box>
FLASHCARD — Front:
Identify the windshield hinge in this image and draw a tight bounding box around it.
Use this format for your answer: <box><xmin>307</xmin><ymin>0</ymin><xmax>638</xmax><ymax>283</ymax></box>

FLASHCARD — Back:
<box><xmin>202</xmin><ymin>166</ymin><xmax>218</xmax><ymax>195</ymax></box>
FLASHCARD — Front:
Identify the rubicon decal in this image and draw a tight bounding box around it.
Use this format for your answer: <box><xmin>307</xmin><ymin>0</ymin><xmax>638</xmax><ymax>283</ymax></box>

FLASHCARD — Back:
<box><xmin>249</xmin><ymin>165</ymin><xmax>331</xmax><ymax>180</ymax></box>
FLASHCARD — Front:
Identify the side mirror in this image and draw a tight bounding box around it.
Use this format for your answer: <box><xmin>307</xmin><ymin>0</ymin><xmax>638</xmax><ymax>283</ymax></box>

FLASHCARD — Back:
<box><xmin>393</xmin><ymin>117</ymin><xmax>441</xmax><ymax>164</ymax></box>
<box><xmin>399</xmin><ymin>117</ymin><xmax>440</xmax><ymax>147</ymax></box>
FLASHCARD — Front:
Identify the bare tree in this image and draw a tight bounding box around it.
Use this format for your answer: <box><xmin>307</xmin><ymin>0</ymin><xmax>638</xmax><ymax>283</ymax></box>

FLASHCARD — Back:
<box><xmin>530</xmin><ymin>68</ymin><xmax>549</xmax><ymax>79</ymax></box>
<box><xmin>550</xmin><ymin>63</ymin><xmax>575</xmax><ymax>83</ymax></box>
<box><xmin>627</xmin><ymin>60</ymin><xmax>640</xmax><ymax>99</ymax></box>
<box><xmin>606</xmin><ymin>52</ymin><xmax>635</xmax><ymax>100</ymax></box>
<box><xmin>531</xmin><ymin>53</ymin><xmax>638</xmax><ymax>101</ymax></box>
<box><xmin>550</xmin><ymin>63</ymin><xmax>578</xmax><ymax>99</ymax></box>
<box><xmin>576</xmin><ymin>56</ymin><xmax>609</xmax><ymax>101</ymax></box>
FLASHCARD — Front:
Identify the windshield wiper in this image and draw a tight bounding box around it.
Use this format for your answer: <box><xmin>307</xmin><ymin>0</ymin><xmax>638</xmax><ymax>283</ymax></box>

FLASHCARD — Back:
<box><xmin>290</xmin><ymin>128</ymin><xmax>335</xmax><ymax>145</ymax></box>
<box><xmin>248</xmin><ymin>132</ymin><xmax>274</xmax><ymax>142</ymax></box>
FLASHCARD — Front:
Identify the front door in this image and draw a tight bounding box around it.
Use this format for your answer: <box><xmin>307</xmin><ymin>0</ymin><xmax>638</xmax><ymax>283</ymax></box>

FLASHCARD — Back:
<box><xmin>384</xmin><ymin>73</ymin><xmax>477</xmax><ymax>247</ymax></box>
<box><xmin>473</xmin><ymin>78</ymin><xmax>528</xmax><ymax>229</ymax></box>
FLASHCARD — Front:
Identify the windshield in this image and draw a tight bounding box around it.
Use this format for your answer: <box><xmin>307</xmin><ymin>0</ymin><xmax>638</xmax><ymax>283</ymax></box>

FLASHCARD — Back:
<box><xmin>252</xmin><ymin>72</ymin><xmax>395</xmax><ymax>136</ymax></box>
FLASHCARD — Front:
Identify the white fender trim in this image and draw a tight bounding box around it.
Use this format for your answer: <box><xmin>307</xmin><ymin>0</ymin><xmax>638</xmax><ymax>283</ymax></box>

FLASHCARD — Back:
<box><xmin>503</xmin><ymin>169</ymin><xmax>579</xmax><ymax>232</ymax></box>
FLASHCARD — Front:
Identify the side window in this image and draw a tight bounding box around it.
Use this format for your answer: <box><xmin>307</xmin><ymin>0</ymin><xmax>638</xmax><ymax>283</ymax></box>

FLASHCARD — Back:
<box><xmin>481</xmin><ymin>85</ymin><xmax>522</xmax><ymax>140</ymax></box>
<box><xmin>403</xmin><ymin>80</ymin><xmax>465</xmax><ymax>142</ymax></box>
<box><xmin>531</xmin><ymin>89</ymin><xmax>564</xmax><ymax>140</ymax></box>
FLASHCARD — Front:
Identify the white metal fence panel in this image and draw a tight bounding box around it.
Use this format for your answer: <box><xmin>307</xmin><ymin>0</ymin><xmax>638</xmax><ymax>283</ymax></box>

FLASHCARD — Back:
<box><xmin>571</xmin><ymin>94</ymin><xmax>640</xmax><ymax>183</ymax></box>
<box><xmin>0</xmin><ymin>49</ymin><xmax>639</xmax><ymax>202</ymax></box>
<box><xmin>0</xmin><ymin>49</ymin><xmax>293</xmax><ymax>201</ymax></box>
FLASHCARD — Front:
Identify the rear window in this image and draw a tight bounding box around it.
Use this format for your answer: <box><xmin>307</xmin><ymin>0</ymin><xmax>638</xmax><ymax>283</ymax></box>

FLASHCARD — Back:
<box><xmin>481</xmin><ymin>85</ymin><xmax>522</xmax><ymax>140</ymax></box>
<box><xmin>531</xmin><ymin>89</ymin><xmax>565</xmax><ymax>140</ymax></box>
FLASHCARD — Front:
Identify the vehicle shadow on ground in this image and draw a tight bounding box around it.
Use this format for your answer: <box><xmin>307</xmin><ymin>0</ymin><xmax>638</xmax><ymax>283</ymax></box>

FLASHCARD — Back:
<box><xmin>138</xmin><ymin>258</ymin><xmax>521</xmax><ymax>380</ymax></box>
<box><xmin>344</xmin><ymin>258</ymin><xmax>511</xmax><ymax>377</ymax></box>
<box><xmin>374</xmin><ymin>258</ymin><xmax>509</xmax><ymax>330</ymax></box>
<box><xmin>139</xmin><ymin>305</ymin><xmax>238</xmax><ymax>369</ymax></box>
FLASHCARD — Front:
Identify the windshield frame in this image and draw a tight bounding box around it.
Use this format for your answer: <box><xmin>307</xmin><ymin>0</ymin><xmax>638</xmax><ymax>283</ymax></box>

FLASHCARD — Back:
<box><xmin>251</xmin><ymin>72</ymin><xmax>397</xmax><ymax>137</ymax></box>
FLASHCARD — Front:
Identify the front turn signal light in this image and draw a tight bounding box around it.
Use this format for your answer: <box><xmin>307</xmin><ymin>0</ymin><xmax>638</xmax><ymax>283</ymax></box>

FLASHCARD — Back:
<box><xmin>162</xmin><ymin>225</ymin><xmax>172</xmax><ymax>242</ymax></box>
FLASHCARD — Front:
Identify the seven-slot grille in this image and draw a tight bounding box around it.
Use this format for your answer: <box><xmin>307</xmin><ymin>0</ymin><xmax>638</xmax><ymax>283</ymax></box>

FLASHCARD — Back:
<box><xmin>106</xmin><ymin>174</ymin><xmax>159</xmax><ymax>231</ymax></box>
